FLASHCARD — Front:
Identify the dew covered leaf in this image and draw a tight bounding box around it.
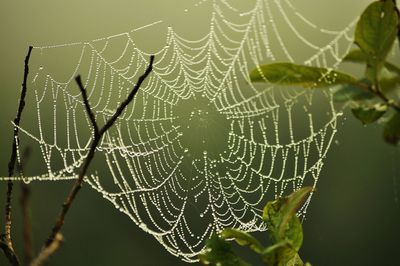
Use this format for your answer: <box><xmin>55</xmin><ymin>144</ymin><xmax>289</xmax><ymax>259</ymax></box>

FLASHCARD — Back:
<box><xmin>351</xmin><ymin>103</ymin><xmax>387</xmax><ymax>125</ymax></box>
<box><xmin>383</xmin><ymin>112</ymin><xmax>400</xmax><ymax>145</ymax></box>
<box><xmin>198</xmin><ymin>234</ymin><xmax>250</xmax><ymax>266</ymax></box>
<box><xmin>249</xmin><ymin>63</ymin><xmax>357</xmax><ymax>88</ymax></box>
<box><xmin>220</xmin><ymin>228</ymin><xmax>264</xmax><ymax>254</ymax></box>
<box><xmin>354</xmin><ymin>0</ymin><xmax>398</xmax><ymax>81</ymax></box>
<box><xmin>261</xmin><ymin>240</ymin><xmax>302</xmax><ymax>266</ymax></box>
<box><xmin>260</xmin><ymin>187</ymin><xmax>313</xmax><ymax>265</ymax></box>
<box><xmin>262</xmin><ymin>186</ymin><xmax>312</xmax><ymax>247</ymax></box>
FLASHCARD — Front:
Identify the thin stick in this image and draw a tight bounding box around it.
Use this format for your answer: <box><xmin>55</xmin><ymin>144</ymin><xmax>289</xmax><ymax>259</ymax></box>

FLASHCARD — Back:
<box><xmin>0</xmin><ymin>239</ymin><xmax>19</xmax><ymax>265</ymax></box>
<box><xmin>75</xmin><ymin>76</ymin><xmax>99</xmax><ymax>136</ymax></box>
<box><xmin>0</xmin><ymin>239</ymin><xmax>19</xmax><ymax>266</ymax></box>
<box><xmin>2</xmin><ymin>45</ymin><xmax>33</xmax><ymax>266</ymax></box>
<box><xmin>32</xmin><ymin>55</ymin><xmax>154</xmax><ymax>265</ymax></box>
<box><xmin>30</xmin><ymin>234</ymin><xmax>63</xmax><ymax>266</ymax></box>
<box><xmin>99</xmin><ymin>55</ymin><xmax>154</xmax><ymax>135</ymax></box>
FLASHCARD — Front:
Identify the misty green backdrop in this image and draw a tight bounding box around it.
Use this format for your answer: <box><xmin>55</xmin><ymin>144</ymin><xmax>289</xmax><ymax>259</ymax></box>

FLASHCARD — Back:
<box><xmin>1</xmin><ymin>0</ymin><xmax>400</xmax><ymax>265</ymax></box>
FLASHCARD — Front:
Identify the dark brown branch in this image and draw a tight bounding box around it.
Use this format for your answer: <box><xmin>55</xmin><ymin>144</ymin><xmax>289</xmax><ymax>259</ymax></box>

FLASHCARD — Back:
<box><xmin>2</xmin><ymin>45</ymin><xmax>33</xmax><ymax>266</ymax></box>
<box><xmin>75</xmin><ymin>76</ymin><xmax>99</xmax><ymax>136</ymax></box>
<box><xmin>0</xmin><ymin>238</ymin><xmax>19</xmax><ymax>266</ymax></box>
<box><xmin>32</xmin><ymin>55</ymin><xmax>154</xmax><ymax>265</ymax></box>
<box><xmin>30</xmin><ymin>233</ymin><xmax>63</xmax><ymax>266</ymax></box>
<box><xmin>99</xmin><ymin>55</ymin><xmax>155</xmax><ymax>135</ymax></box>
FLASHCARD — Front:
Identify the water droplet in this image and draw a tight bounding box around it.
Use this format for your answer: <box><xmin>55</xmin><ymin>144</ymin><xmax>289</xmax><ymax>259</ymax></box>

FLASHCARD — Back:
<box><xmin>139</xmin><ymin>223</ymin><xmax>148</xmax><ymax>230</ymax></box>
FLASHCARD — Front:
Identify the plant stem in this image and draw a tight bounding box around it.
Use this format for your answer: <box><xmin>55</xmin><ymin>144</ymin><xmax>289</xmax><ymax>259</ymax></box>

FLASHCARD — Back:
<box><xmin>32</xmin><ymin>55</ymin><xmax>154</xmax><ymax>266</ymax></box>
<box><xmin>355</xmin><ymin>79</ymin><xmax>400</xmax><ymax>112</ymax></box>
<box><xmin>2</xmin><ymin>45</ymin><xmax>33</xmax><ymax>266</ymax></box>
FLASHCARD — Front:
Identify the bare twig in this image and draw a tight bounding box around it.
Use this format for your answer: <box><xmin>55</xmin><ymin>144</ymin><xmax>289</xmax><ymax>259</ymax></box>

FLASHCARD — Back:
<box><xmin>2</xmin><ymin>45</ymin><xmax>33</xmax><ymax>266</ymax></box>
<box><xmin>0</xmin><ymin>238</ymin><xmax>19</xmax><ymax>266</ymax></box>
<box><xmin>29</xmin><ymin>234</ymin><xmax>63</xmax><ymax>266</ymax></box>
<box><xmin>31</xmin><ymin>55</ymin><xmax>154</xmax><ymax>265</ymax></box>
<box><xmin>18</xmin><ymin>147</ymin><xmax>33</xmax><ymax>265</ymax></box>
<box><xmin>75</xmin><ymin>76</ymin><xmax>99</xmax><ymax>136</ymax></box>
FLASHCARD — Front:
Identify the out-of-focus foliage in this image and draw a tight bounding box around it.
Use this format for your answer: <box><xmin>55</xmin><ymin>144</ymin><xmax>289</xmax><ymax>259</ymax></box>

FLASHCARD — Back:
<box><xmin>250</xmin><ymin>0</ymin><xmax>400</xmax><ymax>145</ymax></box>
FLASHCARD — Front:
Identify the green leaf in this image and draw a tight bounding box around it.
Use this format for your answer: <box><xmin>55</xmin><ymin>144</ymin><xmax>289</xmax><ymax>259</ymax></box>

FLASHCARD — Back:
<box><xmin>249</xmin><ymin>63</ymin><xmax>357</xmax><ymax>88</ymax></box>
<box><xmin>333</xmin><ymin>83</ymin><xmax>376</xmax><ymax>103</ymax></box>
<box><xmin>284</xmin><ymin>215</ymin><xmax>303</xmax><ymax>253</ymax></box>
<box><xmin>355</xmin><ymin>0</ymin><xmax>398</xmax><ymax>81</ymax></box>
<box><xmin>383</xmin><ymin>112</ymin><xmax>400</xmax><ymax>145</ymax></box>
<box><xmin>343</xmin><ymin>49</ymin><xmax>367</xmax><ymax>63</ymax></box>
<box><xmin>343</xmin><ymin>49</ymin><xmax>400</xmax><ymax>76</ymax></box>
<box><xmin>262</xmin><ymin>187</ymin><xmax>312</xmax><ymax>249</ymax></box>
<box><xmin>198</xmin><ymin>234</ymin><xmax>250</xmax><ymax>266</ymax></box>
<box><xmin>262</xmin><ymin>240</ymin><xmax>303</xmax><ymax>266</ymax></box>
<box><xmin>351</xmin><ymin>103</ymin><xmax>387</xmax><ymax>125</ymax></box>
<box><xmin>220</xmin><ymin>228</ymin><xmax>264</xmax><ymax>254</ymax></box>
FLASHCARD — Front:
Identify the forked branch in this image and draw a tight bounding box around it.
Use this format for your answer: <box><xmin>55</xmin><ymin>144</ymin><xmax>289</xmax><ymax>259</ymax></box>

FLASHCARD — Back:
<box><xmin>1</xmin><ymin>45</ymin><xmax>33</xmax><ymax>266</ymax></box>
<box><xmin>32</xmin><ymin>55</ymin><xmax>155</xmax><ymax>265</ymax></box>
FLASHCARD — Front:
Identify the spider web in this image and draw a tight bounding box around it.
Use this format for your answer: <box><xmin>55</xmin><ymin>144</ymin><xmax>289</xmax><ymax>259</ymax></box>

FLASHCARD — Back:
<box><xmin>2</xmin><ymin>0</ymin><xmax>357</xmax><ymax>262</ymax></box>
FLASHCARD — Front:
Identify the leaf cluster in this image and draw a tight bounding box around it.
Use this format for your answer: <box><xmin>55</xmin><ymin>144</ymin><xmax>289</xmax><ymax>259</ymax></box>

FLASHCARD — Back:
<box><xmin>198</xmin><ymin>187</ymin><xmax>313</xmax><ymax>266</ymax></box>
<box><xmin>250</xmin><ymin>0</ymin><xmax>400</xmax><ymax>145</ymax></box>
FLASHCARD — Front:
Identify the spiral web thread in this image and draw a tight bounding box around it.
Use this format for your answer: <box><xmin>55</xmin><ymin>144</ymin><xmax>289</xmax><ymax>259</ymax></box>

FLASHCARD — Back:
<box><xmin>2</xmin><ymin>0</ymin><xmax>357</xmax><ymax>262</ymax></box>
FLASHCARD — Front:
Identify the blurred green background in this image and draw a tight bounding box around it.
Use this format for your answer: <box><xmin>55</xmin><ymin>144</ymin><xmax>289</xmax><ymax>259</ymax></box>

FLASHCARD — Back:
<box><xmin>1</xmin><ymin>0</ymin><xmax>400</xmax><ymax>265</ymax></box>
